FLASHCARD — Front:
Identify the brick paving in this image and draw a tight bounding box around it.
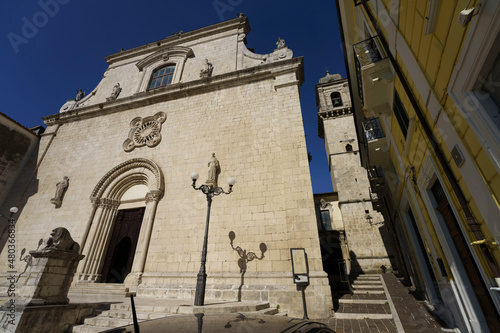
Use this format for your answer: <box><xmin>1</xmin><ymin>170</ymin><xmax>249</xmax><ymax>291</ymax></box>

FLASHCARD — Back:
<box><xmin>382</xmin><ymin>273</ymin><xmax>447</xmax><ymax>333</ymax></box>
<box><xmin>330</xmin><ymin>318</ymin><xmax>397</xmax><ymax>333</ymax></box>
<box><xmin>337</xmin><ymin>303</ymin><xmax>391</xmax><ymax>314</ymax></box>
<box><xmin>322</xmin><ymin>273</ymin><xmax>451</xmax><ymax>332</ymax></box>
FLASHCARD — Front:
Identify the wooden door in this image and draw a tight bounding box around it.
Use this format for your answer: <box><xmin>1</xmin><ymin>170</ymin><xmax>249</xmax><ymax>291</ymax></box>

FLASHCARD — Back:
<box><xmin>101</xmin><ymin>207</ymin><xmax>145</xmax><ymax>283</ymax></box>
<box><xmin>433</xmin><ymin>181</ymin><xmax>500</xmax><ymax>329</ymax></box>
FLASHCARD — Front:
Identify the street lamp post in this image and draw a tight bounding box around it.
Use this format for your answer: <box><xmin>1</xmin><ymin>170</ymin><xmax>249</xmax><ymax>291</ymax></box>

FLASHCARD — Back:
<box><xmin>0</xmin><ymin>206</ymin><xmax>19</xmax><ymax>222</ymax></box>
<box><xmin>190</xmin><ymin>171</ymin><xmax>235</xmax><ymax>306</ymax></box>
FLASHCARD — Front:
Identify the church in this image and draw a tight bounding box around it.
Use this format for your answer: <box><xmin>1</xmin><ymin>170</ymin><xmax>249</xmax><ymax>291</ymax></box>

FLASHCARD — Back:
<box><xmin>0</xmin><ymin>16</ymin><xmax>333</xmax><ymax>319</ymax></box>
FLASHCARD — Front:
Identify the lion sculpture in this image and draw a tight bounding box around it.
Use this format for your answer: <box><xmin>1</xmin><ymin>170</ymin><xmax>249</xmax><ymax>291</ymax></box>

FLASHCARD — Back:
<box><xmin>44</xmin><ymin>227</ymin><xmax>80</xmax><ymax>253</ymax></box>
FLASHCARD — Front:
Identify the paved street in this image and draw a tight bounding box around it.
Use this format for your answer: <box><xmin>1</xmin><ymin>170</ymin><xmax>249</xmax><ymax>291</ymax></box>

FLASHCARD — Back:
<box><xmin>322</xmin><ymin>273</ymin><xmax>450</xmax><ymax>333</ymax></box>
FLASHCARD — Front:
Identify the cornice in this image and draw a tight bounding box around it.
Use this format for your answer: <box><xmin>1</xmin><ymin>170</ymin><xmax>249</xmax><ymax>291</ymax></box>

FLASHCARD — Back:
<box><xmin>105</xmin><ymin>17</ymin><xmax>250</xmax><ymax>65</ymax></box>
<box><xmin>42</xmin><ymin>57</ymin><xmax>304</xmax><ymax>126</ymax></box>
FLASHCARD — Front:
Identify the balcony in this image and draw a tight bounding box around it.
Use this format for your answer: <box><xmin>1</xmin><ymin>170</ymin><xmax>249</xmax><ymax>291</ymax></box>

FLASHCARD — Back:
<box><xmin>353</xmin><ymin>36</ymin><xmax>394</xmax><ymax>118</ymax></box>
<box><xmin>353</xmin><ymin>0</ymin><xmax>370</xmax><ymax>5</ymax></box>
<box><xmin>363</xmin><ymin>118</ymin><xmax>389</xmax><ymax>167</ymax></box>
<box><xmin>367</xmin><ymin>166</ymin><xmax>386</xmax><ymax>195</ymax></box>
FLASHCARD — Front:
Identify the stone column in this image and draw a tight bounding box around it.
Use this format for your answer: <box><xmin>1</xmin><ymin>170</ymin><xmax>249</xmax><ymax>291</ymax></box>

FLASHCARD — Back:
<box><xmin>77</xmin><ymin>198</ymin><xmax>119</xmax><ymax>282</ymax></box>
<box><xmin>124</xmin><ymin>190</ymin><xmax>161</xmax><ymax>291</ymax></box>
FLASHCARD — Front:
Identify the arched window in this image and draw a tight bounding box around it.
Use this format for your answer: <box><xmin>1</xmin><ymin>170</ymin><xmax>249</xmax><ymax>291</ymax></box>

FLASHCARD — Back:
<box><xmin>331</xmin><ymin>92</ymin><xmax>343</xmax><ymax>107</ymax></box>
<box><xmin>148</xmin><ymin>65</ymin><xmax>175</xmax><ymax>90</ymax></box>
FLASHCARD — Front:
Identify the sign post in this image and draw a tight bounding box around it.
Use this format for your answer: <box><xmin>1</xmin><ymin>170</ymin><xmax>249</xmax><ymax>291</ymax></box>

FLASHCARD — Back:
<box><xmin>290</xmin><ymin>248</ymin><xmax>310</xmax><ymax>319</ymax></box>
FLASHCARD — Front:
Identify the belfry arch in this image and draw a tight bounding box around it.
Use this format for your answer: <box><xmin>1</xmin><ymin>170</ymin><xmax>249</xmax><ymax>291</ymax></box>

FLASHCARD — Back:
<box><xmin>76</xmin><ymin>158</ymin><xmax>164</xmax><ymax>290</ymax></box>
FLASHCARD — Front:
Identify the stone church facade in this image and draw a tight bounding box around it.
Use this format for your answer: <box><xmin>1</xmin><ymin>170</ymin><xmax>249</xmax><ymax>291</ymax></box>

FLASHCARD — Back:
<box><xmin>0</xmin><ymin>17</ymin><xmax>332</xmax><ymax>319</ymax></box>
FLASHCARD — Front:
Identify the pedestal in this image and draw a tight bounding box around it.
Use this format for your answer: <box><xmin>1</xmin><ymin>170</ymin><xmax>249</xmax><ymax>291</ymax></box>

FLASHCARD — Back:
<box><xmin>18</xmin><ymin>249</ymin><xmax>84</xmax><ymax>306</ymax></box>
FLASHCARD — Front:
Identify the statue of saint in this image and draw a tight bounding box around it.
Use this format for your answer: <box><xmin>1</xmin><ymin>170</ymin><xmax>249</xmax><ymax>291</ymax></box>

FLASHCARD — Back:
<box><xmin>51</xmin><ymin>176</ymin><xmax>69</xmax><ymax>207</ymax></box>
<box><xmin>110</xmin><ymin>83</ymin><xmax>121</xmax><ymax>99</ymax></box>
<box><xmin>200</xmin><ymin>59</ymin><xmax>213</xmax><ymax>77</ymax></box>
<box><xmin>276</xmin><ymin>37</ymin><xmax>286</xmax><ymax>49</ymax></box>
<box><xmin>206</xmin><ymin>153</ymin><xmax>220</xmax><ymax>186</ymax></box>
<box><xmin>76</xmin><ymin>89</ymin><xmax>85</xmax><ymax>101</ymax></box>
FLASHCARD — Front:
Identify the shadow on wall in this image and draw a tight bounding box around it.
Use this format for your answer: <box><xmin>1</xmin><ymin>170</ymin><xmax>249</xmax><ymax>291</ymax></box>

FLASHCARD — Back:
<box><xmin>0</xmin><ymin>141</ymin><xmax>41</xmax><ymax>255</ymax></box>
<box><xmin>228</xmin><ymin>231</ymin><xmax>267</xmax><ymax>302</ymax></box>
<box><xmin>377</xmin><ymin>223</ymin><xmax>400</xmax><ymax>275</ymax></box>
<box><xmin>349</xmin><ymin>250</ymin><xmax>364</xmax><ymax>279</ymax></box>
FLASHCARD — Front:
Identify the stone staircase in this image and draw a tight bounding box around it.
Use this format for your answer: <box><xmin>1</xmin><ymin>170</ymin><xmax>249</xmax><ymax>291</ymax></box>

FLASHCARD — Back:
<box><xmin>332</xmin><ymin>274</ymin><xmax>398</xmax><ymax>332</ymax></box>
<box><xmin>68</xmin><ymin>284</ymin><xmax>280</xmax><ymax>333</ymax></box>
<box><xmin>70</xmin><ymin>301</ymin><xmax>279</xmax><ymax>333</ymax></box>
<box><xmin>69</xmin><ymin>283</ymin><xmax>129</xmax><ymax>298</ymax></box>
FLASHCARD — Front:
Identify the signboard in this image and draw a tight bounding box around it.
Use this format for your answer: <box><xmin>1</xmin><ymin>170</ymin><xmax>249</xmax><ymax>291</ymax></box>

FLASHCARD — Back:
<box><xmin>290</xmin><ymin>248</ymin><xmax>309</xmax><ymax>285</ymax></box>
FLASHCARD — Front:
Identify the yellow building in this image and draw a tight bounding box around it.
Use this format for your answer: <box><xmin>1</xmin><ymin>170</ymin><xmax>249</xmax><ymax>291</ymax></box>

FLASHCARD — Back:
<box><xmin>335</xmin><ymin>0</ymin><xmax>500</xmax><ymax>332</ymax></box>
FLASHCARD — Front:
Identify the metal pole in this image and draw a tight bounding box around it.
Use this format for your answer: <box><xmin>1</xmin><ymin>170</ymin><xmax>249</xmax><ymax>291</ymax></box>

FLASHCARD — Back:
<box><xmin>194</xmin><ymin>194</ymin><xmax>212</xmax><ymax>306</ymax></box>
<box><xmin>301</xmin><ymin>286</ymin><xmax>309</xmax><ymax>320</ymax></box>
<box><xmin>130</xmin><ymin>294</ymin><xmax>140</xmax><ymax>333</ymax></box>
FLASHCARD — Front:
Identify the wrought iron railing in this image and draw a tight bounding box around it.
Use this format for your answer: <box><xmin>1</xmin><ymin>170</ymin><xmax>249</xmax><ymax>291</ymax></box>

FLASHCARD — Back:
<box><xmin>353</xmin><ymin>0</ymin><xmax>370</xmax><ymax>6</ymax></box>
<box><xmin>367</xmin><ymin>166</ymin><xmax>384</xmax><ymax>181</ymax></box>
<box><xmin>353</xmin><ymin>36</ymin><xmax>387</xmax><ymax>105</ymax></box>
<box><xmin>362</xmin><ymin>117</ymin><xmax>385</xmax><ymax>142</ymax></box>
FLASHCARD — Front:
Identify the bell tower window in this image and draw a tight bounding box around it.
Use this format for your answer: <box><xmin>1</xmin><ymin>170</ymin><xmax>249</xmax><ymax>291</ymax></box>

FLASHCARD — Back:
<box><xmin>331</xmin><ymin>92</ymin><xmax>343</xmax><ymax>107</ymax></box>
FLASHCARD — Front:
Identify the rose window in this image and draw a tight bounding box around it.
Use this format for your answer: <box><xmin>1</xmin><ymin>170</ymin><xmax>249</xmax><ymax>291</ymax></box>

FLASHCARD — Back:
<box><xmin>123</xmin><ymin>112</ymin><xmax>167</xmax><ymax>152</ymax></box>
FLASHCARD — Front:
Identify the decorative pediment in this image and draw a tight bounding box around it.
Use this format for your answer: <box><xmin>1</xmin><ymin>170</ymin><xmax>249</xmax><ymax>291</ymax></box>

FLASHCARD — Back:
<box><xmin>136</xmin><ymin>46</ymin><xmax>194</xmax><ymax>71</ymax></box>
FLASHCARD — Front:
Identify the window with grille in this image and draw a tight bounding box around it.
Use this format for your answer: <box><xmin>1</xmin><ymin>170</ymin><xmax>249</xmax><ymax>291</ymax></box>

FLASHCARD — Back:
<box><xmin>148</xmin><ymin>65</ymin><xmax>175</xmax><ymax>90</ymax></box>
<box><xmin>320</xmin><ymin>210</ymin><xmax>332</xmax><ymax>230</ymax></box>
<box><xmin>393</xmin><ymin>90</ymin><xmax>410</xmax><ymax>137</ymax></box>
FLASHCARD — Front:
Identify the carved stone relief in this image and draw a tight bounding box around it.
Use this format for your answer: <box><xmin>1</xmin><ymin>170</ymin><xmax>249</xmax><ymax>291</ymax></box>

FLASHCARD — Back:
<box><xmin>123</xmin><ymin>112</ymin><xmax>167</xmax><ymax>152</ymax></box>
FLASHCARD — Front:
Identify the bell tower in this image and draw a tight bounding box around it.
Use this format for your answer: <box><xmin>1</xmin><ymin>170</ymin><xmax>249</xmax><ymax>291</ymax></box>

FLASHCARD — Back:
<box><xmin>316</xmin><ymin>72</ymin><xmax>393</xmax><ymax>274</ymax></box>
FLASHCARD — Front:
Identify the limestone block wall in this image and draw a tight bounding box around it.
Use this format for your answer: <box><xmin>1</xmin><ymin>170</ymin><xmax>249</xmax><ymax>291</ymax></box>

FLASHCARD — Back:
<box><xmin>339</xmin><ymin>201</ymin><xmax>391</xmax><ymax>273</ymax></box>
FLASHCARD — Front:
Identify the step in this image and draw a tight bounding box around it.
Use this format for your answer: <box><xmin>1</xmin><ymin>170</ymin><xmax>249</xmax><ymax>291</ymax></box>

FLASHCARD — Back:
<box><xmin>338</xmin><ymin>293</ymin><xmax>387</xmax><ymax>301</ymax></box>
<box><xmin>336</xmin><ymin>302</ymin><xmax>391</xmax><ymax>314</ymax></box>
<box><xmin>338</xmin><ymin>299</ymin><xmax>388</xmax><ymax>304</ymax></box>
<box><xmin>351</xmin><ymin>284</ymin><xmax>384</xmax><ymax>289</ymax></box>
<box><xmin>71</xmin><ymin>325</ymin><xmax>114</xmax><ymax>333</ymax></box>
<box><xmin>349</xmin><ymin>275</ymin><xmax>381</xmax><ymax>280</ymax></box>
<box><xmin>335</xmin><ymin>312</ymin><xmax>393</xmax><ymax>320</ymax></box>
<box><xmin>98</xmin><ymin>309</ymin><xmax>173</xmax><ymax>320</ymax></box>
<box><xmin>352</xmin><ymin>289</ymin><xmax>385</xmax><ymax>295</ymax></box>
<box><xmin>177</xmin><ymin>302</ymin><xmax>270</xmax><ymax>314</ymax></box>
<box><xmin>69</xmin><ymin>283</ymin><xmax>128</xmax><ymax>296</ymax></box>
<box><xmin>83</xmin><ymin>316</ymin><xmax>134</xmax><ymax>328</ymax></box>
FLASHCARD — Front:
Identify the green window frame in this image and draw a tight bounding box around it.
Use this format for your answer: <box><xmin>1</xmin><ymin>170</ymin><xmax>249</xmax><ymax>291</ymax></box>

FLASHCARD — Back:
<box><xmin>393</xmin><ymin>90</ymin><xmax>410</xmax><ymax>138</ymax></box>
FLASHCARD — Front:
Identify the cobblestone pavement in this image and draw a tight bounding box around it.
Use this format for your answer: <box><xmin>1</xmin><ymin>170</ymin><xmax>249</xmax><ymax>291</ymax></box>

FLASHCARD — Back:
<box><xmin>321</xmin><ymin>273</ymin><xmax>451</xmax><ymax>333</ymax></box>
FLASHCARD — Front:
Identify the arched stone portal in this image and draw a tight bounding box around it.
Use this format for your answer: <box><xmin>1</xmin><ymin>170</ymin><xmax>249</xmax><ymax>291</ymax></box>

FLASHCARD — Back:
<box><xmin>76</xmin><ymin>158</ymin><xmax>163</xmax><ymax>291</ymax></box>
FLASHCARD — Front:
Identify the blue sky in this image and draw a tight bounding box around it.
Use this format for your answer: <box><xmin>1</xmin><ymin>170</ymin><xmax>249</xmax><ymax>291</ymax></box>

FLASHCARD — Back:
<box><xmin>0</xmin><ymin>0</ymin><xmax>346</xmax><ymax>194</ymax></box>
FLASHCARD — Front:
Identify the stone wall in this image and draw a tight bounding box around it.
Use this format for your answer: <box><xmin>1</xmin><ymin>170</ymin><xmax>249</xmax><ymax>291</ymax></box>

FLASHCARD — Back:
<box><xmin>318</xmin><ymin>77</ymin><xmax>393</xmax><ymax>274</ymax></box>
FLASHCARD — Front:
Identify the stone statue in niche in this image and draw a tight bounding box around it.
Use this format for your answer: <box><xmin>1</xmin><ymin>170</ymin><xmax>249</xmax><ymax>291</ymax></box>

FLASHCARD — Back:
<box><xmin>107</xmin><ymin>83</ymin><xmax>122</xmax><ymax>101</ymax></box>
<box><xmin>276</xmin><ymin>37</ymin><xmax>286</xmax><ymax>49</ymax></box>
<box><xmin>200</xmin><ymin>59</ymin><xmax>213</xmax><ymax>78</ymax></box>
<box><xmin>75</xmin><ymin>89</ymin><xmax>85</xmax><ymax>101</ymax></box>
<box><xmin>44</xmin><ymin>227</ymin><xmax>80</xmax><ymax>253</ymax></box>
<box><xmin>320</xmin><ymin>198</ymin><xmax>331</xmax><ymax>209</ymax></box>
<box><xmin>206</xmin><ymin>153</ymin><xmax>220</xmax><ymax>187</ymax></box>
<box><xmin>50</xmin><ymin>176</ymin><xmax>69</xmax><ymax>207</ymax></box>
